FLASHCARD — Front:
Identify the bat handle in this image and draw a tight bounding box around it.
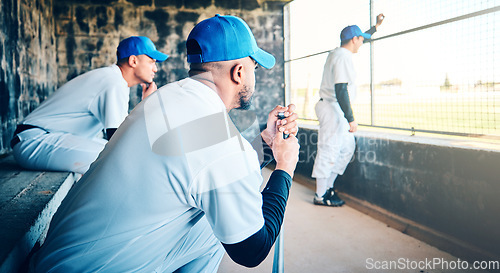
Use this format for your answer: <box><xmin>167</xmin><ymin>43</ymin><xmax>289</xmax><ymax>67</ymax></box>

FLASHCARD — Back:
<box><xmin>277</xmin><ymin>112</ymin><xmax>289</xmax><ymax>139</ymax></box>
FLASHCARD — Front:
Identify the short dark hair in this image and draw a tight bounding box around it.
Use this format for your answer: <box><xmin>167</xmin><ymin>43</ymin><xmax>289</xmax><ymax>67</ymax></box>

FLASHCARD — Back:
<box><xmin>341</xmin><ymin>38</ymin><xmax>352</xmax><ymax>46</ymax></box>
<box><xmin>188</xmin><ymin>62</ymin><xmax>223</xmax><ymax>77</ymax></box>
<box><xmin>117</xmin><ymin>56</ymin><xmax>130</xmax><ymax>66</ymax></box>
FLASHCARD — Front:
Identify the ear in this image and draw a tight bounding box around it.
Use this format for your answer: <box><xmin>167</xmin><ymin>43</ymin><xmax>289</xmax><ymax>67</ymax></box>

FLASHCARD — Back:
<box><xmin>128</xmin><ymin>55</ymin><xmax>138</xmax><ymax>68</ymax></box>
<box><xmin>230</xmin><ymin>63</ymin><xmax>244</xmax><ymax>85</ymax></box>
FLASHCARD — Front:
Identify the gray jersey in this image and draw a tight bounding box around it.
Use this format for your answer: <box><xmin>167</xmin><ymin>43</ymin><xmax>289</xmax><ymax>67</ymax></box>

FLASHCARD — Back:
<box><xmin>30</xmin><ymin>78</ymin><xmax>265</xmax><ymax>272</ymax></box>
<box><xmin>23</xmin><ymin>65</ymin><xmax>130</xmax><ymax>138</ymax></box>
<box><xmin>318</xmin><ymin>47</ymin><xmax>357</xmax><ymax>102</ymax></box>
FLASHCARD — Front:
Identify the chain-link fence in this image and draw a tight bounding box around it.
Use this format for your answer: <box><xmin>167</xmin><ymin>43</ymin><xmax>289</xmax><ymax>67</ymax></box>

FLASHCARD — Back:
<box><xmin>285</xmin><ymin>0</ymin><xmax>500</xmax><ymax>138</ymax></box>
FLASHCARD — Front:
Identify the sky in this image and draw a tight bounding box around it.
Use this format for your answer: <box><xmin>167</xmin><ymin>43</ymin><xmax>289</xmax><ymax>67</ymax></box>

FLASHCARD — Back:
<box><xmin>286</xmin><ymin>0</ymin><xmax>499</xmax><ymax>90</ymax></box>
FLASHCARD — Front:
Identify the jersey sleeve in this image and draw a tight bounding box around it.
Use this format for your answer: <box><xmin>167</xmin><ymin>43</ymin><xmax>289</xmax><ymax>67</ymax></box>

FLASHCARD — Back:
<box><xmin>91</xmin><ymin>83</ymin><xmax>130</xmax><ymax>130</ymax></box>
<box><xmin>190</xmin><ymin>137</ymin><xmax>265</xmax><ymax>244</ymax></box>
<box><xmin>333</xmin><ymin>55</ymin><xmax>351</xmax><ymax>84</ymax></box>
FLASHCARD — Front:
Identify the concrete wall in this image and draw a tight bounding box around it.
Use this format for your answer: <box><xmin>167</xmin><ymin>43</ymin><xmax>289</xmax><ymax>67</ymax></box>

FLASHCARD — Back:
<box><xmin>296</xmin><ymin>127</ymin><xmax>500</xmax><ymax>262</ymax></box>
<box><xmin>50</xmin><ymin>0</ymin><xmax>289</xmax><ymax>140</ymax></box>
<box><xmin>0</xmin><ymin>0</ymin><xmax>291</xmax><ymax>154</ymax></box>
<box><xmin>0</xmin><ymin>0</ymin><xmax>58</xmax><ymax>155</ymax></box>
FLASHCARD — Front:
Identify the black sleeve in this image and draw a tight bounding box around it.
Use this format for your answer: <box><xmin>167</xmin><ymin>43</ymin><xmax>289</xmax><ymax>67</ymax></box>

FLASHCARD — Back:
<box><xmin>335</xmin><ymin>83</ymin><xmax>355</xmax><ymax>123</ymax></box>
<box><xmin>365</xmin><ymin>26</ymin><xmax>377</xmax><ymax>36</ymax></box>
<box><xmin>222</xmin><ymin>170</ymin><xmax>292</xmax><ymax>267</ymax></box>
<box><xmin>363</xmin><ymin>26</ymin><xmax>377</xmax><ymax>43</ymax></box>
<box><xmin>105</xmin><ymin>128</ymin><xmax>117</xmax><ymax>140</ymax></box>
<box><xmin>251</xmin><ymin>135</ymin><xmax>274</xmax><ymax>169</ymax></box>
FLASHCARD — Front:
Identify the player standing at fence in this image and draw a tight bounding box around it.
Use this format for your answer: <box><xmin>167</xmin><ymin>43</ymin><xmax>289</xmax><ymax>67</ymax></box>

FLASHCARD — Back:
<box><xmin>10</xmin><ymin>36</ymin><xmax>168</xmax><ymax>174</ymax></box>
<box><xmin>28</xmin><ymin>15</ymin><xmax>300</xmax><ymax>272</ymax></box>
<box><xmin>312</xmin><ymin>14</ymin><xmax>385</xmax><ymax>206</ymax></box>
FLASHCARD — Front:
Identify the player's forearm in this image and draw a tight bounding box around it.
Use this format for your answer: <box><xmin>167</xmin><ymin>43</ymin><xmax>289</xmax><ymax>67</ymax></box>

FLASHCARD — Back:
<box><xmin>366</xmin><ymin>25</ymin><xmax>377</xmax><ymax>35</ymax></box>
<box><xmin>222</xmin><ymin>170</ymin><xmax>291</xmax><ymax>267</ymax></box>
<box><xmin>335</xmin><ymin>83</ymin><xmax>355</xmax><ymax>122</ymax></box>
<box><xmin>261</xmin><ymin>170</ymin><xmax>291</xmax><ymax>238</ymax></box>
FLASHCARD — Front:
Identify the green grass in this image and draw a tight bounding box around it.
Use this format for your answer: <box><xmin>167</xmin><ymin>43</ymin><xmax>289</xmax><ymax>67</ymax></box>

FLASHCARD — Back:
<box><xmin>292</xmin><ymin>88</ymin><xmax>500</xmax><ymax>137</ymax></box>
<box><xmin>359</xmin><ymin>101</ymin><xmax>500</xmax><ymax>135</ymax></box>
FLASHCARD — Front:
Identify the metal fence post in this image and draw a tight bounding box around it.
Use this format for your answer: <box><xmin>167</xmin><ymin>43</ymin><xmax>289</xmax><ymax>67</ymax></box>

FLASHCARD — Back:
<box><xmin>370</xmin><ymin>0</ymin><xmax>375</xmax><ymax>126</ymax></box>
<box><xmin>272</xmin><ymin>226</ymin><xmax>284</xmax><ymax>273</ymax></box>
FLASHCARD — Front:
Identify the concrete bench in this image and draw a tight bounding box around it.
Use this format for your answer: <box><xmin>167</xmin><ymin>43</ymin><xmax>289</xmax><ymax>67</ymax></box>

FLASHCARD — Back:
<box><xmin>0</xmin><ymin>154</ymin><xmax>78</xmax><ymax>273</ymax></box>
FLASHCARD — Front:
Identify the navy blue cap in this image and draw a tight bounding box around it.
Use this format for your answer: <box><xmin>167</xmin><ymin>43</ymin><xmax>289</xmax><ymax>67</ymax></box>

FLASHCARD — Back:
<box><xmin>340</xmin><ymin>25</ymin><xmax>371</xmax><ymax>42</ymax></box>
<box><xmin>117</xmin><ymin>36</ymin><xmax>168</xmax><ymax>62</ymax></box>
<box><xmin>186</xmin><ymin>14</ymin><xmax>275</xmax><ymax>69</ymax></box>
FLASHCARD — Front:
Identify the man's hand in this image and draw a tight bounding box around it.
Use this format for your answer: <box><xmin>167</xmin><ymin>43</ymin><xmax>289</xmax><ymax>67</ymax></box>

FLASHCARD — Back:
<box><xmin>261</xmin><ymin>104</ymin><xmax>299</xmax><ymax>148</ymax></box>
<box><xmin>272</xmin><ymin>129</ymin><xmax>300</xmax><ymax>177</ymax></box>
<box><xmin>349</xmin><ymin>121</ymin><xmax>358</xmax><ymax>133</ymax></box>
<box><xmin>375</xmin><ymin>13</ymin><xmax>385</xmax><ymax>29</ymax></box>
<box><xmin>141</xmin><ymin>81</ymin><xmax>158</xmax><ymax>100</ymax></box>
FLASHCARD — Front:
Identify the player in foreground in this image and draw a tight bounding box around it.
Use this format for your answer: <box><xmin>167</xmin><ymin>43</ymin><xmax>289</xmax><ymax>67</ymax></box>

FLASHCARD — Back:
<box><xmin>11</xmin><ymin>36</ymin><xmax>168</xmax><ymax>174</ymax></box>
<box><xmin>29</xmin><ymin>15</ymin><xmax>299</xmax><ymax>272</ymax></box>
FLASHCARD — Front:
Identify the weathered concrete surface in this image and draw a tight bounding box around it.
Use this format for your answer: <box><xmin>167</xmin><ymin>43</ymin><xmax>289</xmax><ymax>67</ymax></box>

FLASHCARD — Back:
<box><xmin>0</xmin><ymin>155</ymin><xmax>77</xmax><ymax>273</ymax></box>
<box><xmin>294</xmin><ymin>127</ymin><xmax>500</xmax><ymax>263</ymax></box>
<box><xmin>218</xmin><ymin>168</ymin><xmax>486</xmax><ymax>273</ymax></box>
<box><xmin>1</xmin><ymin>0</ymin><xmax>291</xmax><ymax>154</ymax></box>
<box><xmin>52</xmin><ymin>0</ymin><xmax>289</xmax><ymax>134</ymax></box>
<box><xmin>0</xmin><ymin>0</ymin><xmax>58</xmax><ymax>154</ymax></box>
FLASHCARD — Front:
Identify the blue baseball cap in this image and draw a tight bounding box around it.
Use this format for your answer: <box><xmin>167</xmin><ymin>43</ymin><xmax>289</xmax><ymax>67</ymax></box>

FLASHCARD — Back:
<box><xmin>186</xmin><ymin>14</ymin><xmax>275</xmax><ymax>69</ymax></box>
<box><xmin>340</xmin><ymin>25</ymin><xmax>371</xmax><ymax>43</ymax></box>
<box><xmin>117</xmin><ymin>36</ymin><xmax>168</xmax><ymax>62</ymax></box>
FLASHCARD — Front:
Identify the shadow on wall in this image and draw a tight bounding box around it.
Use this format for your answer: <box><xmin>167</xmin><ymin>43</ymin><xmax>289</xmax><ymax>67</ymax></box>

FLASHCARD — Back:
<box><xmin>0</xmin><ymin>0</ymin><xmax>291</xmax><ymax>154</ymax></box>
<box><xmin>0</xmin><ymin>0</ymin><xmax>58</xmax><ymax>154</ymax></box>
<box><xmin>295</xmin><ymin>127</ymin><xmax>500</xmax><ymax>262</ymax></box>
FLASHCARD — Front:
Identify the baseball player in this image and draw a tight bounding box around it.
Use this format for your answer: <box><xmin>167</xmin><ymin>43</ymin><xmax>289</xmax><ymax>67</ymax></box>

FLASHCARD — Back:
<box><xmin>28</xmin><ymin>15</ymin><xmax>300</xmax><ymax>272</ymax></box>
<box><xmin>312</xmin><ymin>14</ymin><xmax>385</xmax><ymax>206</ymax></box>
<box><xmin>10</xmin><ymin>36</ymin><xmax>168</xmax><ymax>174</ymax></box>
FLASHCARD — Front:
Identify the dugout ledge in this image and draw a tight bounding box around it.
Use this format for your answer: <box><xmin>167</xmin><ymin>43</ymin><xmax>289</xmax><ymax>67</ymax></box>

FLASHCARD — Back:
<box><xmin>0</xmin><ymin>154</ymin><xmax>79</xmax><ymax>273</ymax></box>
